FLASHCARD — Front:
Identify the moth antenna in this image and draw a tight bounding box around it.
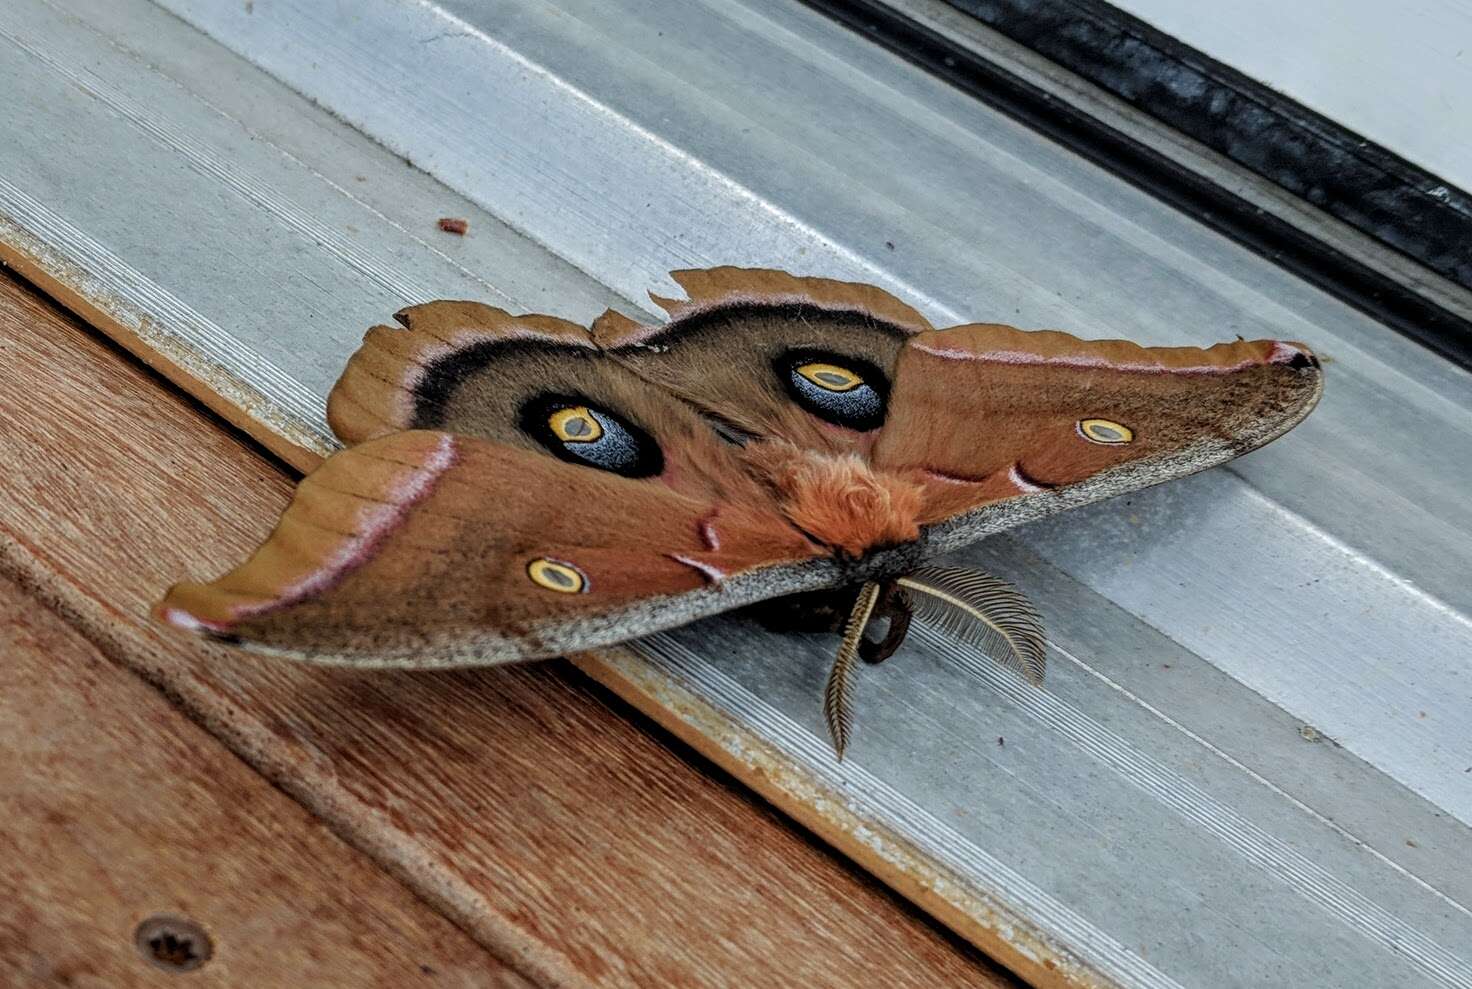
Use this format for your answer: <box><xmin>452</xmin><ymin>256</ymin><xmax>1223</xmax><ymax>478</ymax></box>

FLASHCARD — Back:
<box><xmin>823</xmin><ymin>581</ymin><xmax>881</xmax><ymax>760</ymax></box>
<box><xmin>896</xmin><ymin>567</ymin><xmax>1047</xmax><ymax>685</ymax></box>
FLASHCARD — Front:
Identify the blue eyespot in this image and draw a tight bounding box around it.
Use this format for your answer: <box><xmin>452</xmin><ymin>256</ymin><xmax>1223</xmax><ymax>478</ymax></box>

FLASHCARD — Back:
<box><xmin>778</xmin><ymin>349</ymin><xmax>888</xmax><ymax>431</ymax></box>
<box><xmin>521</xmin><ymin>395</ymin><xmax>664</xmax><ymax>478</ymax></box>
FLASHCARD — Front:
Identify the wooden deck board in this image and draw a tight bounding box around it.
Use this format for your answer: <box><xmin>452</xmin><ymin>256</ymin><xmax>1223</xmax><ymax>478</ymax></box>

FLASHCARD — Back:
<box><xmin>0</xmin><ymin>267</ymin><xmax>1014</xmax><ymax>987</ymax></box>
<box><xmin>0</xmin><ymin>573</ymin><xmax>525</xmax><ymax>988</ymax></box>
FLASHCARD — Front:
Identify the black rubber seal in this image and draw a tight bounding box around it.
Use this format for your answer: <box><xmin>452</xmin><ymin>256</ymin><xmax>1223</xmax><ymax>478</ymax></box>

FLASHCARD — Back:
<box><xmin>800</xmin><ymin>0</ymin><xmax>1472</xmax><ymax>370</ymax></box>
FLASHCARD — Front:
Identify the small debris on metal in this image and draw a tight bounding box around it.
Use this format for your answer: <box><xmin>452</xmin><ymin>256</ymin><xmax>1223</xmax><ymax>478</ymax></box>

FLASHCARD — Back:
<box><xmin>437</xmin><ymin>217</ymin><xmax>469</xmax><ymax>235</ymax></box>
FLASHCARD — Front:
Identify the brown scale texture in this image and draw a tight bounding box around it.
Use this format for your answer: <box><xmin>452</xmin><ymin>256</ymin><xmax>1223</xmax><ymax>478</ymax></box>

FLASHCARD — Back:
<box><xmin>160</xmin><ymin>266</ymin><xmax>1319</xmax><ymax>671</ymax></box>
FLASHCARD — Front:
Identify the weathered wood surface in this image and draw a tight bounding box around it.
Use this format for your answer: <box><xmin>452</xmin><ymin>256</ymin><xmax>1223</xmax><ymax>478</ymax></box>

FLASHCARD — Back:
<box><xmin>0</xmin><ymin>268</ymin><xmax>1013</xmax><ymax>987</ymax></box>
<box><xmin>0</xmin><ymin>573</ymin><xmax>524</xmax><ymax>988</ymax></box>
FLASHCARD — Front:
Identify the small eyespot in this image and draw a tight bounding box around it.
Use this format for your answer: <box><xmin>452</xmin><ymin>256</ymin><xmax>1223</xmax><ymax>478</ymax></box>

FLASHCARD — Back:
<box><xmin>795</xmin><ymin>362</ymin><xmax>863</xmax><ymax>392</ymax></box>
<box><xmin>549</xmin><ymin>406</ymin><xmax>603</xmax><ymax>443</ymax></box>
<box><xmin>527</xmin><ymin>557</ymin><xmax>586</xmax><ymax>593</ymax></box>
<box><xmin>1078</xmin><ymin>418</ymin><xmax>1134</xmax><ymax>445</ymax></box>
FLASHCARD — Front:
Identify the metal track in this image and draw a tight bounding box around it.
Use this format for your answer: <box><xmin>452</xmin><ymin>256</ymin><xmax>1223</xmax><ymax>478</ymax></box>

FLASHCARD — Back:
<box><xmin>2</xmin><ymin>1</ymin><xmax>1470</xmax><ymax>986</ymax></box>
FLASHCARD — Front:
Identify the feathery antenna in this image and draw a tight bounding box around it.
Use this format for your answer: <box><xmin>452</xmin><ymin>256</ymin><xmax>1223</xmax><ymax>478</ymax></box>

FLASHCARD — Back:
<box><xmin>896</xmin><ymin>567</ymin><xmax>1047</xmax><ymax>684</ymax></box>
<box><xmin>823</xmin><ymin>581</ymin><xmax>881</xmax><ymax>760</ymax></box>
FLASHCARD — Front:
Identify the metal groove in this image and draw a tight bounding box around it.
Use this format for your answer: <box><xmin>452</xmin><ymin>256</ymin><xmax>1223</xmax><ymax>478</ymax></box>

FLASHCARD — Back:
<box><xmin>921</xmin><ymin>626</ymin><xmax>1472</xmax><ymax>989</ymax></box>
<box><xmin>637</xmin><ymin>631</ymin><xmax>1185</xmax><ymax>989</ymax></box>
<box><xmin>33</xmin><ymin>0</ymin><xmax>527</xmax><ymax>312</ymax></box>
<box><xmin>1054</xmin><ymin>643</ymin><xmax>1472</xmax><ymax>925</ymax></box>
<box><xmin>4</xmin><ymin>26</ymin><xmax>432</xmax><ymax>310</ymax></box>
<box><xmin>409</xmin><ymin>0</ymin><xmax>959</xmax><ymax>315</ymax></box>
<box><xmin>0</xmin><ymin>174</ymin><xmax>331</xmax><ymax>452</ymax></box>
<box><xmin>34</xmin><ymin>0</ymin><xmax>641</xmax><ymax>327</ymax></box>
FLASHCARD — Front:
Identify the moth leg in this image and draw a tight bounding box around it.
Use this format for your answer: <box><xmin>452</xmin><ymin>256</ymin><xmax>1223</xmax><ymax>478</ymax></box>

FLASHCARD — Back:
<box><xmin>860</xmin><ymin>581</ymin><xmax>913</xmax><ymax>665</ymax></box>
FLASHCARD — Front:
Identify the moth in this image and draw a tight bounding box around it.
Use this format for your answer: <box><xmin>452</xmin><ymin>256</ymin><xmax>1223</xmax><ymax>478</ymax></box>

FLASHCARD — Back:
<box><xmin>156</xmin><ymin>267</ymin><xmax>1322</xmax><ymax>757</ymax></box>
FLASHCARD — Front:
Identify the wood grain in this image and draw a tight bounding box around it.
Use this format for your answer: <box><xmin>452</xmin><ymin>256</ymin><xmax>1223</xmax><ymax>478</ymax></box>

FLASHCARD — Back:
<box><xmin>0</xmin><ymin>574</ymin><xmax>525</xmax><ymax>989</ymax></box>
<box><xmin>0</xmin><ymin>268</ymin><xmax>1016</xmax><ymax>987</ymax></box>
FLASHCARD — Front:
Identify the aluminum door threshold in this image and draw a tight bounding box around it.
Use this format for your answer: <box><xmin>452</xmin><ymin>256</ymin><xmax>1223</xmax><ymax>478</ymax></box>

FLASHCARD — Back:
<box><xmin>2</xmin><ymin>2</ymin><xmax>1469</xmax><ymax>986</ymax></box>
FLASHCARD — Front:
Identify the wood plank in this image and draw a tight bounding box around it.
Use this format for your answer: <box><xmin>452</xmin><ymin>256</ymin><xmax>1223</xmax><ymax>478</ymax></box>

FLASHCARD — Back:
<box><xmin>0</xmin><ymin>573</ymin><xmax>526</xmax><ymax>988</ymax></box>
<box><xmin>0</xmin><ymin>267</ymin><xmax>1015</xmax><ymax>987</ymax></box>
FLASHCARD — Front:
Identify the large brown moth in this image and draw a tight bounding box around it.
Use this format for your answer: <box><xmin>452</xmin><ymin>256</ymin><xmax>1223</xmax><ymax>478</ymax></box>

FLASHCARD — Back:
<box><xmin>156</xmin><ymin>267</ymin><xmax>1322</xmax><ymax>757</ymax></box>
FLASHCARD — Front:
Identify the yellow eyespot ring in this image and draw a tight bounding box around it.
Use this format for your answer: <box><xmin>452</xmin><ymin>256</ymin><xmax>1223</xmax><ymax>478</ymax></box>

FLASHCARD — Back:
<box><xmin>795</xmin><ymin>362</ymin><xmax>863</xmax><ymax>392</ymax></box>
<box><xmin>1078</xmin><ymin>418</ymin><xmax>1134</xmax><ymax>445</ymax></box>
<box><xmin>549</xmin><ymin>406</ymin><xmax>603</xmax><ymax>443</ymax></box>
<box><xmin>527</xmin><ymin>557</ymin><xmax>587</xmax><ymax>594</ymax></box>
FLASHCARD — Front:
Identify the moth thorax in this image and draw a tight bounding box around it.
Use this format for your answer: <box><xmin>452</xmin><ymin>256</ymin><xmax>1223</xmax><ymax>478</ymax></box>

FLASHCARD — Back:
<box><xmin>744</xmin><ymin>441</ymin><xmax>923</xmax><ymax>557</ymax></box>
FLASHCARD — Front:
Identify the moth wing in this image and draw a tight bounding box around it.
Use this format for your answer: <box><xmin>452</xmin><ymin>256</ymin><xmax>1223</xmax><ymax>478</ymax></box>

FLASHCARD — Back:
<box><xmin>156</xmin><ymin>430</ymin><xmax>831</xmax><ymax>665</ymax></box>
<box><xmin>870</xmin><ymin>323</ymin><xmax>1323</xmax><ymax>552</ymax></box>
<box><xmin>324</xmin><ymin>273</ymin><xmax>1321</xmax><ymax>569</ymax></box>
<box><xmin>327</xmin><ymin>300</ymin><xmax>595</xmax><ymax>446</ymax></box>
<box><xmin>642</xmin><ymin>266</ymin><xmax>935</xmax><ymax>333</ymax></box>
<box><xmin>591</xmin><ymin>266</ymin><xmax>934</xmax><ymax>456</ymax></box>
<box><xmin>330</xmin><ymin>268</ymin><xmax>931</xmax><ymax>459</ymax></box>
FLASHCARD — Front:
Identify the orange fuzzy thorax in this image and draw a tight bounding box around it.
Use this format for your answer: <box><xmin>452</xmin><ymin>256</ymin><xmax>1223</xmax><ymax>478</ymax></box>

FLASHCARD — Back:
<box><xmin>744</xmin><ymin>441</ymin><xmax>924</xmax><ymax>557</ymax></box>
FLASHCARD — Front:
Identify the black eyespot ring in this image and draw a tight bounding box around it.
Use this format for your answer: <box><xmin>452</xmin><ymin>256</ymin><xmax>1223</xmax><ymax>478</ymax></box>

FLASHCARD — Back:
<box><xmin>519</xmin><ymin>394</ymin><xmax>664</xmax><ymax>478</ymax></box>
<box><xmin>776</xmin><ymin>348</ymin><xmax>889</xmax><ymax>431</ymax></box>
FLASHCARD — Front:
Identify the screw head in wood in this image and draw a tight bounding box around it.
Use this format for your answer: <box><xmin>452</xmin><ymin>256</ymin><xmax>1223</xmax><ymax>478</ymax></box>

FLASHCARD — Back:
<box><xmin>134</xmin><ymin>915</ymin><xmax>212</xmax><ymax>973</ymax></box>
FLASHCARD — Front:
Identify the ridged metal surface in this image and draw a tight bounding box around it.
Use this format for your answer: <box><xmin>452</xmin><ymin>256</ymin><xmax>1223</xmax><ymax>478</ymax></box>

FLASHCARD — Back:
<box><xmin>3</xmin><ymin>1</ymin><xmax>1470</xmax><ymax>986</ymax></box>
